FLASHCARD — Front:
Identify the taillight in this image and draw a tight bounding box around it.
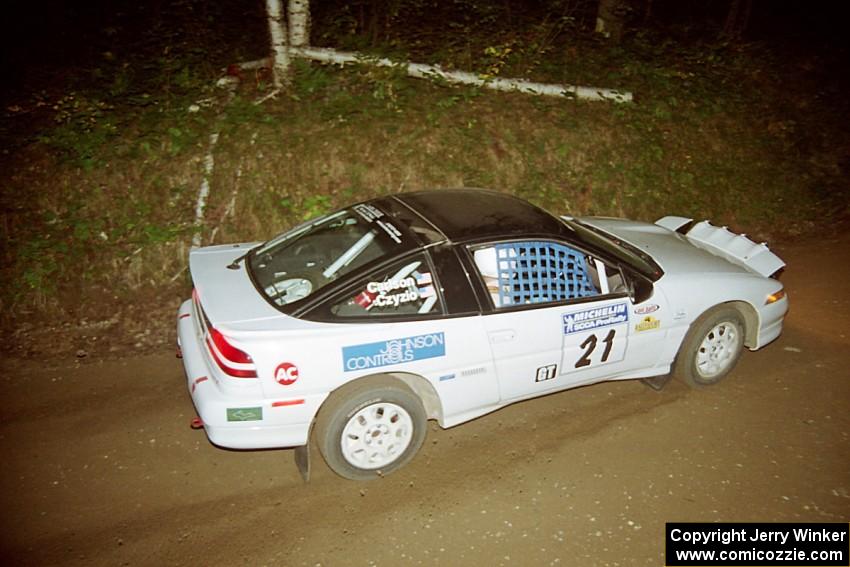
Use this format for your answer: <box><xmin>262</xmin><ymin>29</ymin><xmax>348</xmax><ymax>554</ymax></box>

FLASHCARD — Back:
<box><xmin>206</xmin><ymin>327</ymin><xmax>258</xmax><ymax>378</ymax></box>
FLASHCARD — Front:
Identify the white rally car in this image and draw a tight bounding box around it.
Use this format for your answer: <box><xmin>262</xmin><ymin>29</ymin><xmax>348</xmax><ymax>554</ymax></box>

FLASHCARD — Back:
<box><xmin>177</xmin><ymin>189</ymin><xmax>788</xmax><ymax>480</ymax></box>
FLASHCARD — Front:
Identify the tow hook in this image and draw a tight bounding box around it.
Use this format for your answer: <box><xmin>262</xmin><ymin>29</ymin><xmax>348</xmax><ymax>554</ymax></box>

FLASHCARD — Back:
<box><xmin>190</xmin><ymin>416</ymin><xmax>204</xmax><ymax>429</ymax></box>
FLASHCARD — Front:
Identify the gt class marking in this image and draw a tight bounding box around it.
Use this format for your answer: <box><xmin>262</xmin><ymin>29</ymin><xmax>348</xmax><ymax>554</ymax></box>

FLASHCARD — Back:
<box><xmin>535</xmin><ymin>364</ymin><xmax>558</xmax><ymax>382</ymax></box>
<box><xmin>342</xmin><ymin>332</ymin><xmax>446</xmax><ymax>372</ymax></box>
<box><xmin>563</xmin><ymin>302</ymin><xmax>628</xmax><ymax>335</ymax></box>
<box><xmin>575</xmin><ymin>329</ymin><xmax>616</xmax><ymax>368</ymax></box>
<box><xmin>275</xmin><ymin>362</ymin><xmax>300</xmax><ymax>386</ymax></box>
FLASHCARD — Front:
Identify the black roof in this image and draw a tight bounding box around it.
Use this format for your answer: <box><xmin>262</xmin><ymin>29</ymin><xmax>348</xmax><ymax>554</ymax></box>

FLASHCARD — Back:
<box><xmin>394</xmin><ymin>189</ymin><xmax>569</xmax><ymax>242</ymax></box>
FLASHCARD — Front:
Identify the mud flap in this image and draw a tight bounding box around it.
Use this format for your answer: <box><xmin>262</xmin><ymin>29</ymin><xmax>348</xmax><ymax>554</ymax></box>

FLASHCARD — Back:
<box><xmin>641</xmin><ymin>374</ymin><xmax>672</xmax><ymax>391</ymax></box>
<box><xmin>294</xmin><ymin>444</ymin><xmax>311</xmax><ymax>482</ymax></box>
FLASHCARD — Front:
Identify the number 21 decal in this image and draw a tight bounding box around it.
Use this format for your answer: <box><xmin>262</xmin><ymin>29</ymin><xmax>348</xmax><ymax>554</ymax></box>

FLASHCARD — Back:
<box><xmin>575</xmin><ymin>329</ymin><xmax>616</xmax><ymax>368</ymax></box>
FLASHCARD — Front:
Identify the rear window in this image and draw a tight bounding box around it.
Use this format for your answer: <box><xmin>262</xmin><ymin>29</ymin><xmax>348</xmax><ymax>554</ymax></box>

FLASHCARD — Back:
<box><xmin>248</xmin><ymin>204</ymin><xmax>407</xmax><ymax>308</ymax></box>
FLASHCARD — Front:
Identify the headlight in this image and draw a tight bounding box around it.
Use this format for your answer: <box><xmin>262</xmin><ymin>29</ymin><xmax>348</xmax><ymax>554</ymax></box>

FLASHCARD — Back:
<box><xmin>765</xmin><ymin>289</ymin><xmax>786</xmax><ymax>305</ymax></box>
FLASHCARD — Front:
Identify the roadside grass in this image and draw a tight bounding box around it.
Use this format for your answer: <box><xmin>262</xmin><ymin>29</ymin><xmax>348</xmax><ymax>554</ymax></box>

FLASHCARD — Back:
<box><xmin>1</xmin><ymin>32</ymin><xmax>846</xmax><ymax>333</ymax></box>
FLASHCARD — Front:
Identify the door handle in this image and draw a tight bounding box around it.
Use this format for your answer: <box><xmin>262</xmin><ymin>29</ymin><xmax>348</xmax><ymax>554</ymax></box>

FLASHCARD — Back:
<box><xmin>488</xmin><ymin>329</ymin><xmax>515</xmax><ymax>344</ymax></box>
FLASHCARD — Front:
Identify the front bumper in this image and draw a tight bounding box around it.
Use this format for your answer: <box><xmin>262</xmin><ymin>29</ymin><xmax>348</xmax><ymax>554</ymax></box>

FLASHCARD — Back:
<box><xmin>177</xmin><ymin>299</ymin><xmax>318</xmax><ymax>450</ymax></box>
<box><xmin>754</xmin><ymin>294</ymin><xmax>789</xmax><ymax>349</ymax></box>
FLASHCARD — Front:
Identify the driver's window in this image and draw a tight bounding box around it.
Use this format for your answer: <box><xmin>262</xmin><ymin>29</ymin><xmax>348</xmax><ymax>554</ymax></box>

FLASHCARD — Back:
<box><xmin>330</xmin><ymin>254</ymin><xmax>442</xmax><ymax>318</ymax></box>
<box><xmin>471</xmin><ymin>241</ymin><xmax>620</xmax><ymax>308</ymax></box>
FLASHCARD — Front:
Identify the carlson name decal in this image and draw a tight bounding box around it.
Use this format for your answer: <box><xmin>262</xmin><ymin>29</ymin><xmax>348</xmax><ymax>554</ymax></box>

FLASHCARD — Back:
<box><xmin>343</xmin><ymin>332</ymin><xmax>446</xmax><ymax>372</ymax></box>
<box><xmin>356</xmin><ymin>272</ymin><xmax>435</xmax><ymax>310</ymax></box>
<box><xmin>563</xmin><ymin>302</ymin><xmax>628</xmax><ymax>335</ymax></box>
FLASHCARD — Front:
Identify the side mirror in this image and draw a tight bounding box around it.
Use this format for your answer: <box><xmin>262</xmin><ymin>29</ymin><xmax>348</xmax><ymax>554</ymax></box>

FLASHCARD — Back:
<box><xmin>625</xmin><ymin>269</ymin><xmax>654</xmax><ymax>304</ymax></box>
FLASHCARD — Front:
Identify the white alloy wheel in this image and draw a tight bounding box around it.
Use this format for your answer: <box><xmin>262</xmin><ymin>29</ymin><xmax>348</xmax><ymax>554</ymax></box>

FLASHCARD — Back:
<box><xmin>673</xmin><ymin>306</ymin><xmax>745</xmax><ymax>387</ymax></box>
<box><xmin>695</xmin><ymin>321</ymin><xmax>742</xmax><ymax>379</ymax></box>
<box><xmin>340</xmin><ymin>402</ymin><xmax>414</xmax><ymax>470</ymax></box>
<box><xmin>315</xmin><ymin>378</ymin><xmax>427</xmax><ymax>480</ymax></box>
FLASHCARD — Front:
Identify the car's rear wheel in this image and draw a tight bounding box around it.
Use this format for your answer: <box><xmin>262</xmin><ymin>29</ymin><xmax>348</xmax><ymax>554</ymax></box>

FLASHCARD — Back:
<box><xmin>315</xmin><ymin>377</ymin><xmax>427</xmax><ymax>480</ymax></box>
<box><xmin>673</xmin><ymin>306</ymin><xmax>745</xmax><ymax>387</ymax></box>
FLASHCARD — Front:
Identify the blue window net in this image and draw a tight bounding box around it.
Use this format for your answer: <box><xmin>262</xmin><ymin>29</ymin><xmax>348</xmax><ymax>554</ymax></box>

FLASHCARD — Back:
<box><xmin>495</xmin><ymin>242</ymin><xmax>597</xmax><ymax>306</ymax></box>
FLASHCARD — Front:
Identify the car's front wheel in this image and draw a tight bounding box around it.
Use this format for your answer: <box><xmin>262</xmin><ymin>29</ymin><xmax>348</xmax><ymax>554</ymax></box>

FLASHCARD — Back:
<box><xmin>673</xmin><ymin>306</ymin><xmax>745</xmax><ymax>387</ymax></box>
<box><xmin>315</xmin><ymin>377</ymin><xmax>427</xmax><ymax>480</ymax></box>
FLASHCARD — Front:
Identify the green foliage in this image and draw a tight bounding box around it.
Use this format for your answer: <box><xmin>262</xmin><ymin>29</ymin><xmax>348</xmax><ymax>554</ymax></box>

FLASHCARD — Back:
<box><xmin>292</xmin><ymin>59</ymin><xmax>336</xmax><ymax>97</ymax></box>
<box><xmin>37</xmin><ymin>94</ymin><xmax>119</xmax><ymax>169</ymax></box>
<box><xmin>3</xmin><ymin>0</ymin><xmax>846</xmax><ymax>320</ymax></box>
<box><xmin>301</xmin><ymin>195</ymin><xmax>333</xmax><ymax>220</ymax></box>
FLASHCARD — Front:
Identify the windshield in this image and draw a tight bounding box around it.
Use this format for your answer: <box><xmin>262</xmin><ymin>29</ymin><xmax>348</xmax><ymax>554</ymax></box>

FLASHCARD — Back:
<box><xmin>248</xmin><ymin>205</ymin><xmax>402</xmax><ymax>307</ymax></box>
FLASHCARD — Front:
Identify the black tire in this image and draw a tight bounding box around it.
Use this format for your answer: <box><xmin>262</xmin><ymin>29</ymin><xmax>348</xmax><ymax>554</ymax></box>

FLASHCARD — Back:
<box><xmin>673</xmin><ymin>306</ymin><xmax>745</xmax><ymax>387</ymax></box>
<box><xmin>315</xmin><ymin>377</ymin><xmax>427</xmax><ymax>481</ymax></box>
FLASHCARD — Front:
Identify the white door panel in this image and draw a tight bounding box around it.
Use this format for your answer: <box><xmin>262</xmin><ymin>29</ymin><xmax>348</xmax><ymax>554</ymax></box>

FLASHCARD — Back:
<box><xmin>482</xmin><ymin>309</ymin><xmax>563</xmax><ymax>401</ymax></box>
<box><xmin>484</xmin><ymin>297</ymin><xmax>639</xmax><ymax>401</ymax></box>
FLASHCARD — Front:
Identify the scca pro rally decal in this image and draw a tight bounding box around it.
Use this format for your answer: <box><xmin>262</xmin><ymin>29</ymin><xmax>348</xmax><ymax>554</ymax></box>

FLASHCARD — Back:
<box><xmin>563</xmin><ymin>302</ymin><xmax>628</xmax><ymax>335</ymax></box>
<box><xmin>342</xmin><ymin>332</ymin><xmax>446</xmax><ymax>372</ymax></box>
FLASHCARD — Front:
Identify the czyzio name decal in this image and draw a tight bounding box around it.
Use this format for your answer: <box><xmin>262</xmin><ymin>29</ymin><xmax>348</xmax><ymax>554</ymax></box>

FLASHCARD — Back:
<box><xmin>343</xmin><ymin>332</ymin><xmax>446</xmax><ymax>372</ymax></box>
<box><xmin>563</xmin><ymin>302</ymin><xmax>628</xmax><ymax>335</ymax></box>
<box><xmin>357</xmin><ymin>272</ymin><xmax>436</xmax><ymax>310</ymax></box>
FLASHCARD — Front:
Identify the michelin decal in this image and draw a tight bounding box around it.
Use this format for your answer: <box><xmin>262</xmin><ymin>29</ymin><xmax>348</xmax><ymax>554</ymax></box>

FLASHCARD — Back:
<box><xmin>563</xmin><ymin>302</ymin><xmax>628</xmax><ymax>335</ymax></box>
<box><xmin>343</xmin><ymin>332</ymin><xmax>446</xmax><ymax>372</ymax></box>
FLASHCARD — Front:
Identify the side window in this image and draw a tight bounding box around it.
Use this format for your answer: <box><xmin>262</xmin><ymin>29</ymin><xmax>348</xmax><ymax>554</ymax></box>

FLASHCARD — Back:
<box><xmin>471</xmin><ymin>241</ymin><xmax>621</xmax><ymax>308</ymax></box>
<box><xmin>330</xmin><ymin>254</ymin><xmax>442</xmax><ymax>318</ymax></box>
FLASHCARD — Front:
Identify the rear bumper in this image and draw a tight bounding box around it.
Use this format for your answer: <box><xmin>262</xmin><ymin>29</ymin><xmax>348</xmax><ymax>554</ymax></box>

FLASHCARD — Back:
<box><xmin>177</xmin><ymin>299</ymin><xmax>318</xmax><ymax>450</ymax></box>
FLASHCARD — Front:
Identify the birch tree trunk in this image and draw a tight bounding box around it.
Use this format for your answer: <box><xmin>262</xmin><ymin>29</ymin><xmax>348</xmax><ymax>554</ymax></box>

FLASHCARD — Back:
<box><xmin>265</xmin><ymin>0</ymin><xmax>290</xmax><ymax>87</ymax></box>
<box><xmin>287</xmin><ymin>0</ymin><xmax>310</xmax><ymax>48</ymax></box>
<box><xmin>595</xmin><ymin>0</ymin><xmax>628</xmax><ymax>43</ymax></box>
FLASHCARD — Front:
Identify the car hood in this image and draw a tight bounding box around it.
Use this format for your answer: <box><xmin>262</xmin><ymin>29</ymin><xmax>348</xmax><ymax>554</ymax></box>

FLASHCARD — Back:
<box><xmin>189</xmin><ymin>243</ymin><xmax>285</xmax><ymax>326</ymax></box>
<box><xmin>579</xmin><ymin>217</ymin><xmax>750</xmax><ymax>276</ymax></box>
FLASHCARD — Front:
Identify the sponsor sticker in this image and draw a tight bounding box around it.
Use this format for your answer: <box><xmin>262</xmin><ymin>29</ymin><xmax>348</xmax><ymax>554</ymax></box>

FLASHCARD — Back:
<box><xmin>375</xmin><ymin>220</ymin><xmax>402</xmax><ymax>244</ymax></box>
<box><xmin>563</xmin><ymin>302</ymin><xmax>629</xmax><ymax>335</ymax></box>
<box><xmin>460</xmin><ymin>366</ymin><xmax>486</xmax><ymax>377</ymax></box>
<box><xmin>352</xmin><ymin>203</ymin><xmax>384</xmax><ymax>222</ymax></box>
<box><xmin>634</xmin><ymin>303</ymin><xmax>660</xmax><ymax>315</ymax></box>
<box><xmin>635</xmin><ymin>316</ymin><xmax>661</xmax><ymax>332</ymax></box>
<box><xmin>274</xmin><ymin>362</ymin><xmax>299</xmax><ymax>386</ymax></box>
<box><xmin>343</xmin><ymin>332</ymin><xmax>446</xmax><ymax>372</ymax></box>
<box><xmin>226</xmin><ymin>407</ymin><xmax>263</xmax><ymax>422</ymax></box>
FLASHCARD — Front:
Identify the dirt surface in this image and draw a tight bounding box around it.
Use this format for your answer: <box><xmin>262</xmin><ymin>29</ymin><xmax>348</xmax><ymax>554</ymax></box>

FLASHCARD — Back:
<box><xmin>1</xmin><ymin>236</ymin><xmax>848</xmax><ymax>566</ymax></box>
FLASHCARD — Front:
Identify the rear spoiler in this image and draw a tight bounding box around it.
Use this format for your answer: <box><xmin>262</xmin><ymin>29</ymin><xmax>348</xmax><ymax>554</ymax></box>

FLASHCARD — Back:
<box><xmin>655</xmin><ymin>216</ymin><xmax>785</xmax><ymax>278</ymax></box>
